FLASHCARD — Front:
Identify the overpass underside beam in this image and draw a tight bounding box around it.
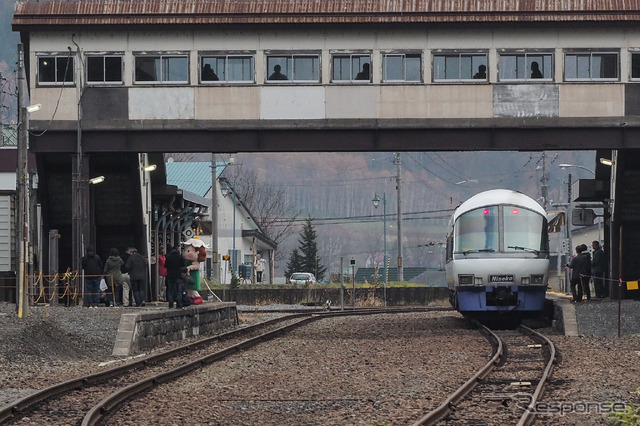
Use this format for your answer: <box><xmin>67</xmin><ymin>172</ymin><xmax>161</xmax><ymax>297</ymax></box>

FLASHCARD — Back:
<box><xmin>29</xmin><ymin>124</ymin><xmax>640</xmax><ymax>153</ymax></box>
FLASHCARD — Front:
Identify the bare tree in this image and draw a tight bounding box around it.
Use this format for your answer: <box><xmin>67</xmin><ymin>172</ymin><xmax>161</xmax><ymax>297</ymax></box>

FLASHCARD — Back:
<box><xmin>223</xmin><ymin>168</ymin><xmax>298</xmax><ymax>261</ymax></box>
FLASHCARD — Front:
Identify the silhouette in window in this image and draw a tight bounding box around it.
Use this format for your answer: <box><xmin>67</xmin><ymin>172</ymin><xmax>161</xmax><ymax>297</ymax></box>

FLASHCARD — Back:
<box><xmin>202</xmin><ymin>64</ymin><xmax>219</xmax><ymax>81</ymax></box>
<box><xmin>530</xmin><ymin>61</ymin><xmax>543</xmax><ymax>79</ymax></box>
<box><xmin>268</xmin><ymin>64</ymin><xmax>288</xmax><ymax>80</ymax></box>
<box><xmin>473</xmin><ymin>64</ymin><xmax>486</xmax><ymax>79</ymax></box>
<box><xmin>356</xmin><ymin>63</ymin><xmax>370</xmax><ymax>80</ymax></box>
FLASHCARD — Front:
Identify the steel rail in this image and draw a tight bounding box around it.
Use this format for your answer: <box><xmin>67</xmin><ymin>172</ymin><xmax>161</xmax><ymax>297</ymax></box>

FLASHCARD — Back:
<box><xmin>411</xmin><ymin>323</ymin><xmax>504</xmax><ymax>426</ymax></box>
<box><xmin>81</xmin><ymin>307</ymin><xmax>421</xmax><ymax>425</ymax></box>
<box><xmin>516</xmin><ymin>325</ymin><xmax>558</xmax><ymax>426</ymax></box>
<box><xmin>0</xmin><ymin>312</ymin><xmax>312</xmax><ymax>424</ymax></box>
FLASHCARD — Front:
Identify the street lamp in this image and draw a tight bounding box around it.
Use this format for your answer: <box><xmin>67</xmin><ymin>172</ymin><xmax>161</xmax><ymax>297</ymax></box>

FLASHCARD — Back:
<box><xmin>372</xmin><ymin>192</ymin><xmax>387</xmax><ymax>305</ymax></box>
<box><xmin>559</xmin><ymin>163</ymin><xmax>595</xmax><ymax>175</ymax></box>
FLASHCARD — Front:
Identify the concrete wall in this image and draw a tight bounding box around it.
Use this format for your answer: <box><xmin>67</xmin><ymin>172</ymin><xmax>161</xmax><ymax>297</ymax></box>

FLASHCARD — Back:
<box><xmin>112</xmin><ymin>302</ymin><xmax>238</xmax><ymax>356</ymax></box>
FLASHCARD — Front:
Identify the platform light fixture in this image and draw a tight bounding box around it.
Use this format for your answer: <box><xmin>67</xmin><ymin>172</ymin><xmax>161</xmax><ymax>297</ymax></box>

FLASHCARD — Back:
<box><xmin>558</xmin><ymin>163</ymin><xmax>595</xmax><ymax>175</ymax></box>
<box><xmin>25</xmin><ymin>103</ymin><xmax>41</xmax><ymax>113</ymax></box>
<box><xmin>599</xmin><ymin>158</ymin><xmax>614</xmax><ymax>166</ymax></box>
<box><xmin>89</xmin><ymin>175</ymin><xmax>105</xmax><ymax>185</ymax></box>
<box><xmin>143</xmin><ymin>164</ymin><xmax>157</xmax><ymax>172</ymax></box>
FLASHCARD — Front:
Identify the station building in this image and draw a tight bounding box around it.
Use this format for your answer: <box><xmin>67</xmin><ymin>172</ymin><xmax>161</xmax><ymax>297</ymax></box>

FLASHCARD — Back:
<box><xmin>10</xmin><ymin>0</ymin><xmax>640</xmax><ymax>300</ymax></box>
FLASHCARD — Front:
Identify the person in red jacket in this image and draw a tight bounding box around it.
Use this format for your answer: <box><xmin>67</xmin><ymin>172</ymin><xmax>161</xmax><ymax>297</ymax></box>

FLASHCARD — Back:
<box><xmin>157</xmin><ymin>247</ymin><xmax>167</xmax><ymax>302</ymax></box>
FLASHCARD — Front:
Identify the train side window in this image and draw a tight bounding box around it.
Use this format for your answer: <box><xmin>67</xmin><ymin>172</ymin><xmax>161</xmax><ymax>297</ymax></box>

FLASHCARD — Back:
<box><xmin>631</xmin><ymin>52</ymin><xmax>640</xmax><ymax>81</ymax></box>
<box><xmin>382</xmin><ymin>53</ymin><xmax>422</xmax><ymax>83</ymax></box>
<box><xmin>134</xmin><ymin>53</ymin><xmax>189</xmax><ymax>84</ymax></box>
<box><xmin>266</xmin><ymin>54</ymin><xmax>320</xmax><ymax>83</ymax></box>
<box><xmin>86</xmin><ymin>54</ymin><xmax>123</xmax><ymax>85</ymax></box>
<box><xmin>332</xmin><ymin>53</ymin><xmax>371</xmax><ymax>83</ymax></box>
<box><xmin>564</xmin><ymin>50</ymin><xmax>619</xmax><ymax>81</ymax></box>
<box><xmin>433</xmin><ymin>52</ymin><xmax>487</xmax><ymax>82</ymax></box>
<box><xmin>37</xmin><ymin>55</ymin><xmax>74</xmax><ymax>86</ymax></box>
<box><xmin>200</xmin><ymin>54</ymin><xmax>255</xmax><ymax>83</ymax></box>
<box><xmin>498</xmin><ymin>52</ymin><xmax>553</xmax><ymax>82</ymax></box>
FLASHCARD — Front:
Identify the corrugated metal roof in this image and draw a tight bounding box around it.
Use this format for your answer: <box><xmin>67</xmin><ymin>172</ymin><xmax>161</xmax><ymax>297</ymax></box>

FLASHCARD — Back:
<box><xmin>12</xmin><ymin>0</ymin><xmax>640</xmax><ymax>28</ymax></box>
<box><xmin>165</xmin><ymin>161</ymin><xmax>227</xmax><ymax>198</ymax></box>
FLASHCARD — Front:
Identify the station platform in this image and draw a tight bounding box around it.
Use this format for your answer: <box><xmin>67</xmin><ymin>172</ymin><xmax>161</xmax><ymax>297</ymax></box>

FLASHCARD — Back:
<box><xmin>547</xmin><ymin>292</ymin><xmax>640</xmax><ymax>337</ymax></box>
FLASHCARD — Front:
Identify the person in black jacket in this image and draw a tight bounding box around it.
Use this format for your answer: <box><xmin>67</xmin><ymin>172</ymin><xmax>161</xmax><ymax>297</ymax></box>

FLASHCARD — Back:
<box><xmin>591</xmin><ymin>240</ymin><xmax>607</xmax><ymax>298</ymax></box>
<box><xmin>125</xmin><ymin>247</ymin><xmax>147</xmax><ymax>307</ymax></box>
<box><xmin>567</xmin><ymin>244</ymin><xmax>591</xmax><ymax>302</ymax></box>
<box><xmin>82</xmin><ymin>246</ymin><xmax>103</xmax><ymax>308</ymax></box>
<box><xmin>164</xmin><ymin>245</ymin><xmax>187</xmax><ymax>309</ymax></box>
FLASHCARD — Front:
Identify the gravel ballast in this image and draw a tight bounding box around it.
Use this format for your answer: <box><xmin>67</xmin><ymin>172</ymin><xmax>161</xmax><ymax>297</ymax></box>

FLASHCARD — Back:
<box><xmin>0</xmin><ymin>302</ymin><xmax>639</xmax><ymax>425</ymax></box>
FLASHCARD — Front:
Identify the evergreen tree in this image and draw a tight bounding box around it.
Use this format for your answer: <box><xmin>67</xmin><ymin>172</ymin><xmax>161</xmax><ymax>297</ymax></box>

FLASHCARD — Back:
<box><xmin>284</xmin><ymin>248</ymin><xmax>303</xmax><ymax>279</ymax></box>
<box><xmin>297</xmin><ymin>216</ymin><xmax>327</xmax><ymax>281</ymax></box>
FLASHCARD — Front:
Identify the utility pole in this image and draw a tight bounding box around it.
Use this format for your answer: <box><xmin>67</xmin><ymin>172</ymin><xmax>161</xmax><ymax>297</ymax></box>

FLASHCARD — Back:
<box><xmin>71</xmin><ymin>41</ymin><xmax>88</xmax><ymax>293</ymax></box>
<box><xmin>211</xmin><ymin>153</ymin><xmax>220</xmax><ymax>283</ymax></box>
<box><xmin>16</xmin><ymin>44</ymin><xmax>29</xmax><ymax>317</ymax></box>
<box><xmin>394</xmin><ymin>152</ymin><xmax>403</xmax><ymax>282</ymax></box>
<box><xmin>540</xmin><ymin>151</ymin><xmax>549</xmax><ymax>211</ymax></box>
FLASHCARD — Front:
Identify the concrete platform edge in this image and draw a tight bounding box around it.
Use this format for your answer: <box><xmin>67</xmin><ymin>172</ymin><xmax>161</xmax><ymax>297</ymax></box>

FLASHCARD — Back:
<box><xmin>548</xmin><ymin>293</ymin><xmax>579</xmax><ymax>336</ymax></box>
<box><xmin>111</xmin><ymin>302</ymin><xmax>238</xmax><ymax>357</ymax></box>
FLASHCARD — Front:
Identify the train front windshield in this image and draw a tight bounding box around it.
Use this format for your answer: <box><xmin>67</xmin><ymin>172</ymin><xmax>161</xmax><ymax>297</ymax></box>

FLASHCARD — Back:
<box><xmin>454</xmin><ymin>205</ymin><xmax>548</xmax><ymax>253</ymax></box>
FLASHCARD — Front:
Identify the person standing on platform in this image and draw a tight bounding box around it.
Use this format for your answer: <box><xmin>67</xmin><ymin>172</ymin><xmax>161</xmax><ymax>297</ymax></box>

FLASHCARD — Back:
<box><xmin>82</xmin><ymin>246</ymin><xmax>103</xmax><ymax>308</ymax></box>
<box><xmin>567</xmin><ymin>244</ymin><xmax>590</xmax><ymax>302</ymax></box>
<box><xmin>591</xmin><ymin>240</ymin><xmax>607</xmax><ymax>298</ymax></box>
<box><xmin>125</xmin><ymin>247</ymin><xmax>147</xmax><ymax>307</ymax></box>
<box><xmin>104</xmin><ymin>247</ymin><xmax>125</xmax><ymax>306</ymax></box>
<box><xmin>580</xmin><ymin>244</ymin><xmax>592</xmax><ymax>301</ymax></box>
<box><xmin>157</xmin><ymin>246</ymin><xmax>167</xmax><ymax>301</ymax></box>
<box><xmin>165</xmin><ymin>245</ymin><xmax>187</xmax><ymax>309</ymax></box>
<box><xmin>254</xmin><ymin>254</ymin><xmax>265</xmax><ymax>283</ymax></box>
<box><xmin>121</xmin><ymin>248</ymin><xmax>132</xmax><ymax>306</ymax></box>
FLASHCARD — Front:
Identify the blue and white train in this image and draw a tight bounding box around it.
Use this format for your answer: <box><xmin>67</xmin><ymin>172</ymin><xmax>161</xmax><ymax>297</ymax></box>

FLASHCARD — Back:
<box><xmin>446</xmin><ymin>189</ymin><xmax>550</xmax><ymax>320</ymax></box>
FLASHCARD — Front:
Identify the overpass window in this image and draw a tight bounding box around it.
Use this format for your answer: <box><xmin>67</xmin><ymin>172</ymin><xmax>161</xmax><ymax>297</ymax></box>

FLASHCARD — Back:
<box><xmin>498</xmin><ymin>53</ymin><xmax>553</xmax><ymax>81</ymax></box>
<box><xmin>201</xmin><ymin>55</ymin><xmax>254</xmax><ymax>82</ymax></box>
<box><xmin>433</xmin><ymin>53</ymin><xmax>487</xmax><ymax>81</ymax></box>
<box><xmin>266</xmin><ymin>55</ymin><xmax>320</xmax><ymax>82</ymax></box>
<box><xmin>37</xmin><ymin>55</ymin><xmax>74</xmax><ymax>85</ymax></box>
<box><xmin>87</xmin><ymin>55</ymin><xmax>123</xmax><ymax>84</ymax></box>
<box><xmin>382</xmin><ymin>53</ymin><xmax>421</xmax><ymax>82</ymax></box>
<box><xmin>134</xmin><ymin>54</ymin><xmax>189</xmax><ymax>84</ymax></box>
<box><xmin>332</xmin><ymin>54</ymin><xmax>371</xmax><ymax>82</ymax></box>
<box><xmin>564</xmin><ymin>51</ymin><xmax>619</xmax><ymax>81</ymax></box>
<box><xmin>631</xmin><ymin>53</ymin><xmax>640</xmax><ymax>80</ymax></box>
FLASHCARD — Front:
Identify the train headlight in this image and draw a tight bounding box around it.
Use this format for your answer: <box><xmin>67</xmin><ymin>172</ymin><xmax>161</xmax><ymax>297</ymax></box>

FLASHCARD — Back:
<box><xmin>459</xmin><ymin>275</ymin><xmax>473</xmax><ymax>285</ymax></box>
<box><xmin>474</xmin><ymin>277</ymin><xmax>483</xmax><ymax>285</ymax></box>
<box><xmin>521</xmin><ymin>277</ymin><xmax>530</xmax><ymax>285</ymax></box>
<box><xmin>531</xmin><ymin>275</ymin><xmax>544</xmax><ymax>284</ymax></box>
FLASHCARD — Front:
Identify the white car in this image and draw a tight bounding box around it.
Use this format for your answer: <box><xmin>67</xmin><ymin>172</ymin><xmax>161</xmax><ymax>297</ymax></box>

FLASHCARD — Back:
<box><xmin>289</xmin><ymin>272</ymin><xmax>316</xmax><ymax>285</ymax></box>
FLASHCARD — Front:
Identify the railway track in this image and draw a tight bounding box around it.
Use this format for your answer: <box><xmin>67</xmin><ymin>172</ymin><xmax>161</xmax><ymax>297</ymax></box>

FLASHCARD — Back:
<box><xmin>0</xmin><ymin>307</ymin><xmax>433</xmax><ymax>425</ymax></box>
<box><xmin>413</xmin><ymin>322</ymin><xmax>558</xmax><ymax>426</ymax></box>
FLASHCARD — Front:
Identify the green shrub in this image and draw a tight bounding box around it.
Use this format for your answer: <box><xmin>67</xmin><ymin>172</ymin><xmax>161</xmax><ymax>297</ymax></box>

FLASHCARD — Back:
<box><xmin>605</xmin><ymin>387</ymin><xmax>640</xmax><ymax>425</ymax></box>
